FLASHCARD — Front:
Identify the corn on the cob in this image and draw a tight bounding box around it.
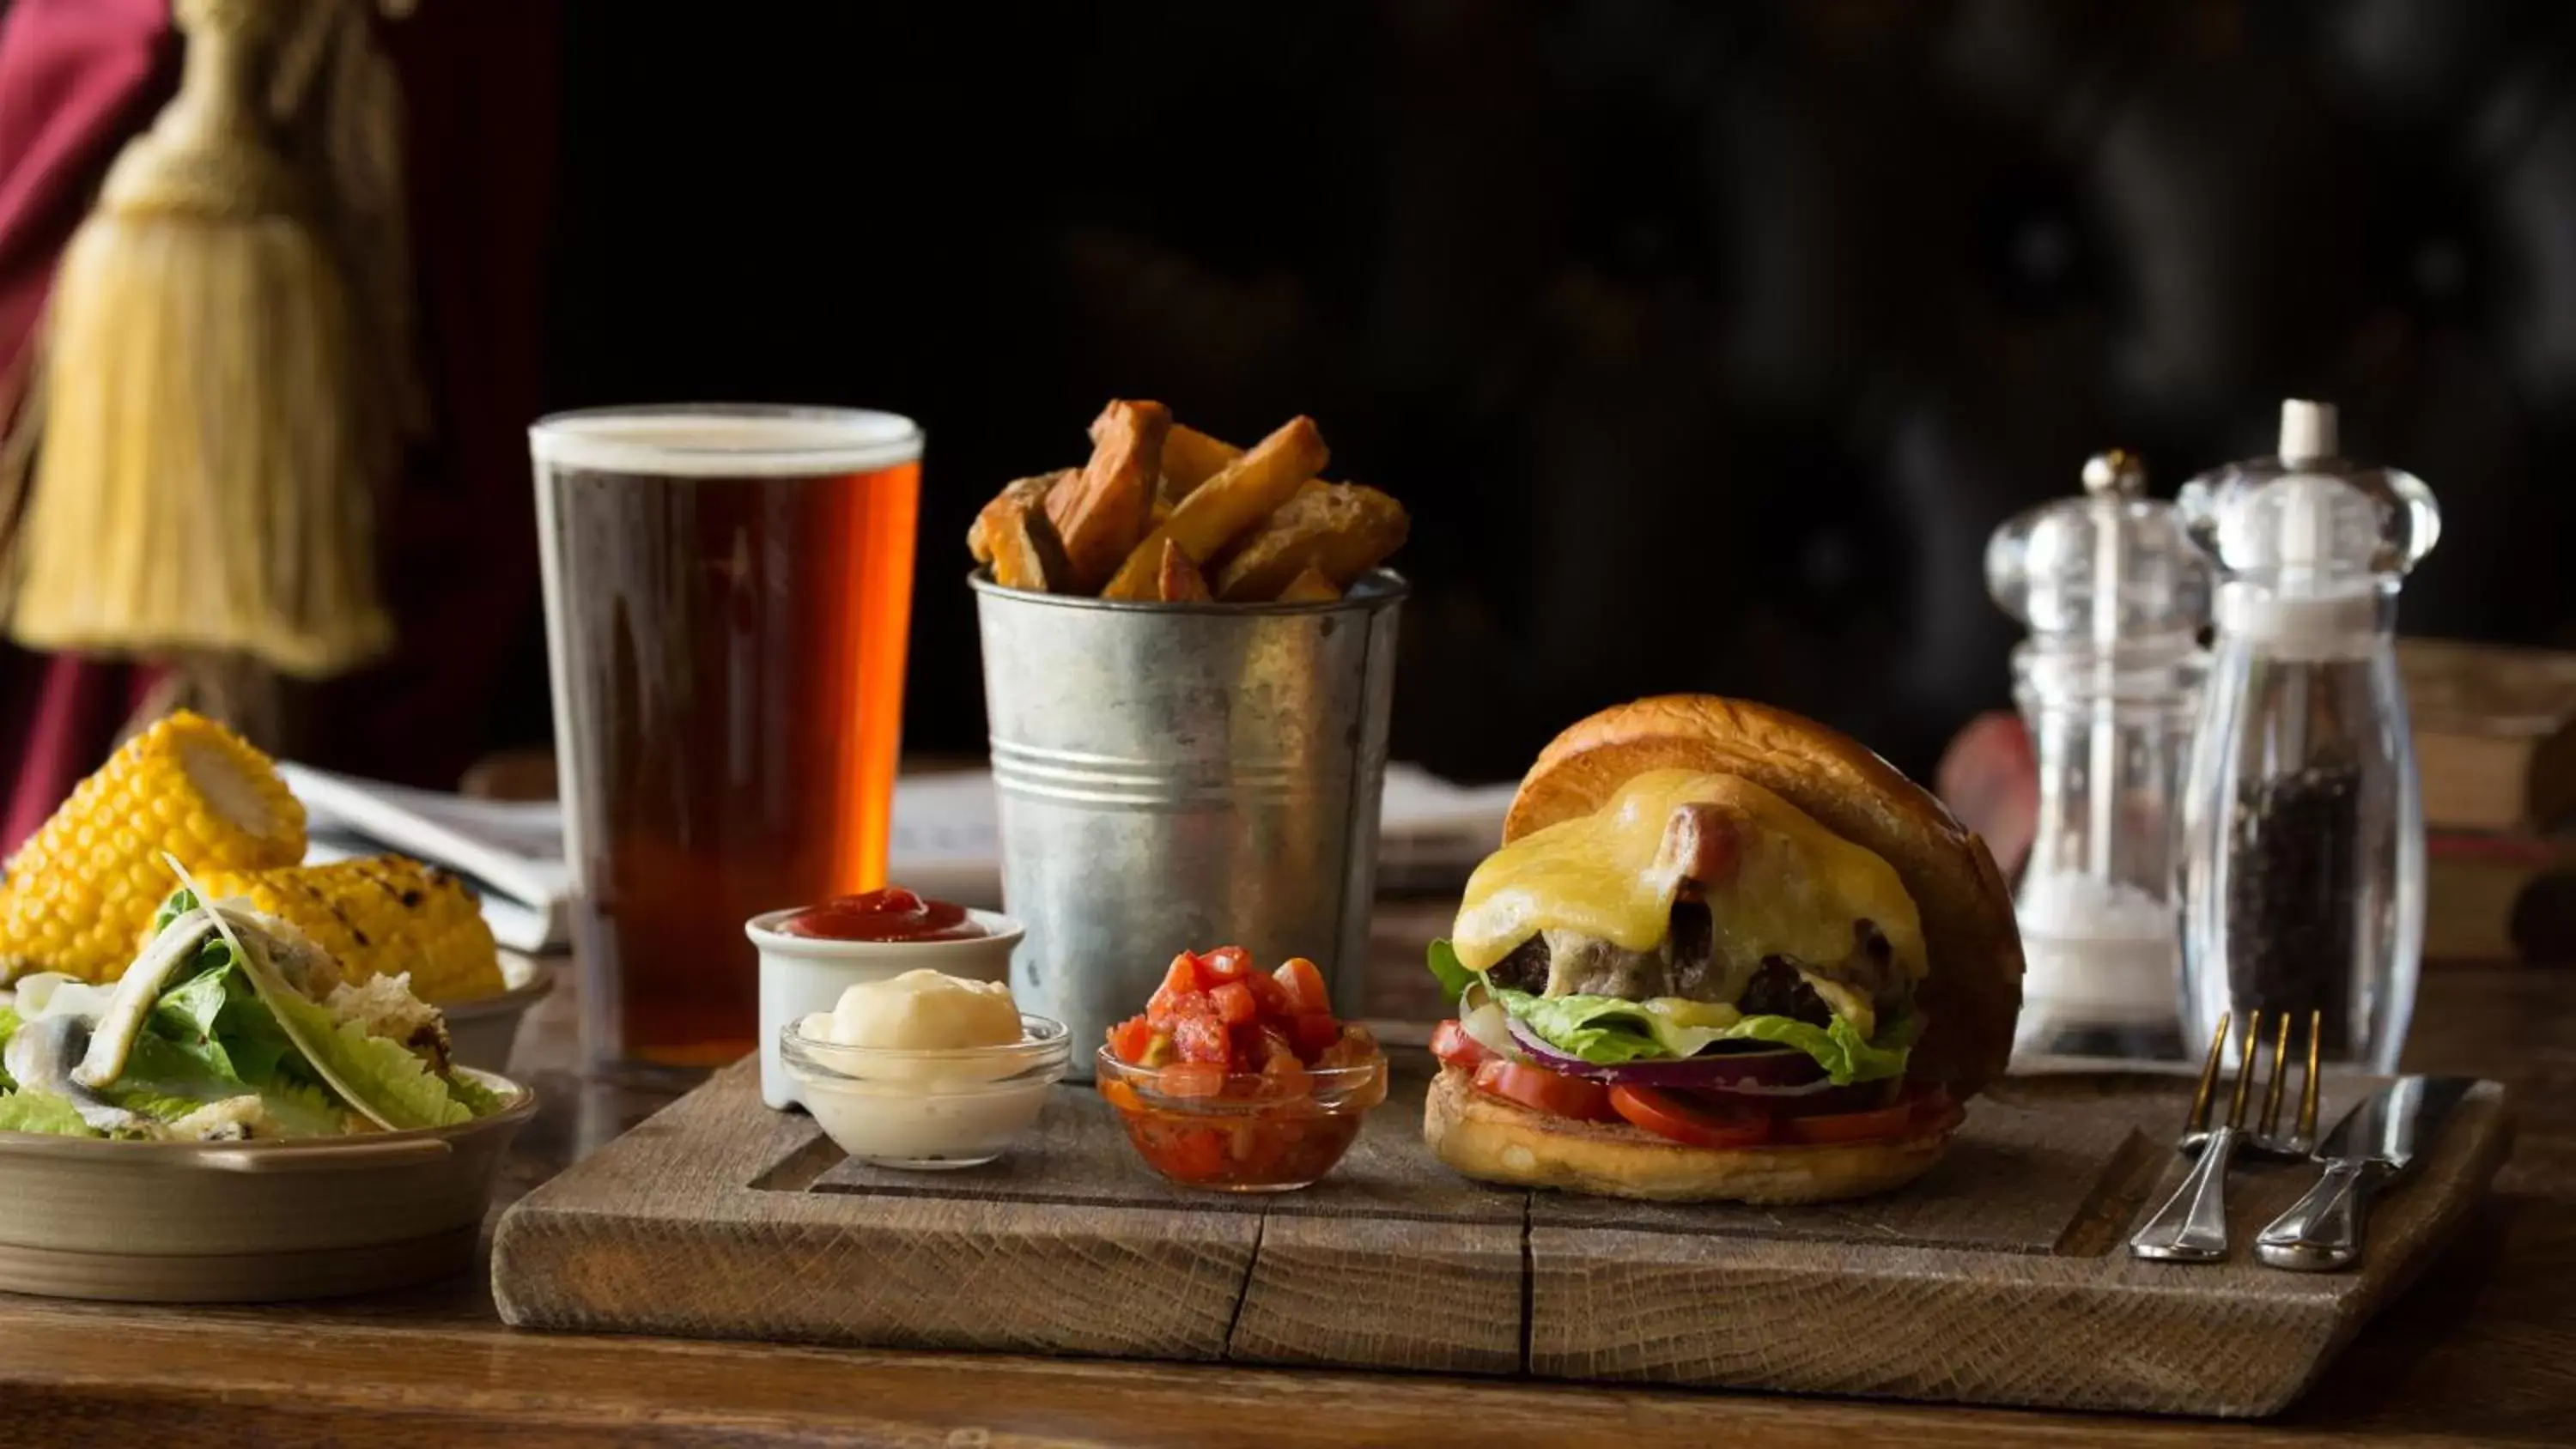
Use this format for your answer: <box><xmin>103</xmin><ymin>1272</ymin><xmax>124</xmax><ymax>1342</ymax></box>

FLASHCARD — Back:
<box><xmin>0</xmin><ymin>710</ymin><xmax>305</xmax><ymax>982</ymax></box>
<box><xmin>193</xmin><ymin>856</ymin><xmax>504</xmax><ymax>1003</ymax></box>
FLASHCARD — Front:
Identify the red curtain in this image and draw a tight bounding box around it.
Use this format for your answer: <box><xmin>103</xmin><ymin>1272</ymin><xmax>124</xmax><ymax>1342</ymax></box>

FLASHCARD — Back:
<box><xmin>0</xmin><ymin>0</ymin><xmax>175</xmax><ymax>856</ymax></box>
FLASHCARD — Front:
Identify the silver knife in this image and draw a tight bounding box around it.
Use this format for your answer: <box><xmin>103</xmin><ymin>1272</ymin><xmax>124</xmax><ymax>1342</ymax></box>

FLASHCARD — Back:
<box><xmin>2254</xmin><ymin>1076</ymin><xmax>2473</xmax><ymax>1273</ymax></box>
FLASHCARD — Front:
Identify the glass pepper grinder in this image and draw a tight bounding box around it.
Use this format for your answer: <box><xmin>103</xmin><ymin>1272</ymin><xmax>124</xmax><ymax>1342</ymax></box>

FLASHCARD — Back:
<box><xmin>2176</xmin><ymin>400</ymin><xmax>2440</xmax><ymax>1072</ymax></box>
<box><xmin>1987</xmin><ymin>449</ymin><xmax>2210</xmax><ymax>1061</ymax></box>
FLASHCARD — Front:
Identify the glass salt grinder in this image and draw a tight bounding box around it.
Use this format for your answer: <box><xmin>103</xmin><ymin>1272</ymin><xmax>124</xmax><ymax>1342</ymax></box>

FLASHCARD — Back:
<box><xmin>1988</xmin><ymin>450</ymin><xmax>2210</xmax><ymax>1061</ymax></box>
<box><xmin>2176</xmin><ymin>400</ymin><xmax>2440</xmax><ymax>1073</ymax></box>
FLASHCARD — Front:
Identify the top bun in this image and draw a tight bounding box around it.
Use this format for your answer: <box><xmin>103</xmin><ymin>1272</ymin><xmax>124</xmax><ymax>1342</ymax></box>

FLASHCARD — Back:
<box><xmin>1504</xmin><ymin>695</ymin><xmax>2023</xmax><ymax>1099</ymax></box>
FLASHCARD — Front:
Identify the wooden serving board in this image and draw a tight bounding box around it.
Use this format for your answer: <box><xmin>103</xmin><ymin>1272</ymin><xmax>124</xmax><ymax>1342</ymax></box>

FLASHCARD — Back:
<box><xmin>490</xmin><ymin>1056</ymin><xmax>2511</xmax><ymax>1417</ymax></box>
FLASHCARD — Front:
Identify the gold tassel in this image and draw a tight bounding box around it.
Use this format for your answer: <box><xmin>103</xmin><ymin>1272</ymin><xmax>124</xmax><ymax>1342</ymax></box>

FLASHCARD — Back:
<box><xmin>6</xmin><ymin>0</ymin><xmax>392</xmax><ymax>679</ymax></box>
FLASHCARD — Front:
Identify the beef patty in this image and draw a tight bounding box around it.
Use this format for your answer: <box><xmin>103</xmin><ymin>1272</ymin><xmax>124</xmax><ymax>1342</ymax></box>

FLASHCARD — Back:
<box><xmin>1484</xmin><ymin>901</ymin><xmax>1893</xmax><ymax>1029</ymax></box>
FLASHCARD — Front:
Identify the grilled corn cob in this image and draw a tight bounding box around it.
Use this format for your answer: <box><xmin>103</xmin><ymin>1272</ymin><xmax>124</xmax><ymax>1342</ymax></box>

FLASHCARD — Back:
<box><xmin>193</xmin><ymin>856</ymin><xmax>504</xmax><ymax>1002</ymax></box>
<box><xmin>0</xmin><ymin>711</ymin><xmax>305</xmax><ymax>982</ymax></box>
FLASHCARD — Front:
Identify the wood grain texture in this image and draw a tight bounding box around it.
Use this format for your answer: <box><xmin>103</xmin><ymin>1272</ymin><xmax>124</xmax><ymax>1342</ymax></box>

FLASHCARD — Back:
<box><xmin>493</xmin><ymin>1051</ymin><xmax>2509</xmax><ymax>1416</ymax></box>
<box><xmin>1226</xmin><ymin>1061</ymin><xmax>1526</xmax><ymax>1373</ymax></box>
<box><xmin>1528</xmin><ymin>1077</ymin><xmax>2510</xmax><ymax>1416</ymax></box>
<box><xmin>493</xmin><ymin>1060</ymin><xmax>1257</xmax><ymax>1360</ymax></box>
<box><xmin>1229</xmin><ymin>1212</ymin><xmax>1524</xmax><ymax>1373</ymax></box>
<box><xmin>2</xmin><ymin>1291</ymin><xmax>2548</xmax><ymax>1449</ymax></box>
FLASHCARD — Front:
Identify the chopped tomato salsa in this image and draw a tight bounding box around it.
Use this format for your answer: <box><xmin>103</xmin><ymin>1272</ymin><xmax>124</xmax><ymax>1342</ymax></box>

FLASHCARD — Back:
<box><xmin>1102</xmin><ymin>949</ymin><xmax>1387</xmax><ymax>1190</ymax></box>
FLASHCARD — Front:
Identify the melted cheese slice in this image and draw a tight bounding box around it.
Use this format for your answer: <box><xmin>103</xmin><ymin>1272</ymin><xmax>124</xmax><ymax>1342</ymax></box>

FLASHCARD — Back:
<box><xmin>1451</xmin><ymin>769</ymin><xmax>1927</xmax><ymax>1034</ymax></box>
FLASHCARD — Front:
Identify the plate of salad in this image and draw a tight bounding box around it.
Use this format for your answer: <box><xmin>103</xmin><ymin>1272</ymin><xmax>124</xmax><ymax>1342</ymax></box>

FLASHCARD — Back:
<box><xmin>0</xmin><ymin>881</ymin><xmax>534</xmax><ymax>1302</ymax></box>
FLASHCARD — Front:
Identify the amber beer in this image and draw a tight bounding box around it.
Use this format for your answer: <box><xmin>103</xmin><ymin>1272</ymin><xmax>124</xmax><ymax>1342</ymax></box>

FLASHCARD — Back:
<box><xmin>531</xmin><ymin>406</ymin><xmax>920</xmax><ymax>1070</ymax></box>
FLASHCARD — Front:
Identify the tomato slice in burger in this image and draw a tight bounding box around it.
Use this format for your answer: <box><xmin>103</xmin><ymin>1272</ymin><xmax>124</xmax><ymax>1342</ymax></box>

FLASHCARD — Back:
<box><xmin>1429</xmin><ymin>1018</ymin><xmax>1496</xmax><ymax>1071</ymax></box>
<box><xmin>1780</xmin><ymin>1097</ymin><xmax>1920</xmax><ymax>1145</ymax></box>
<box><xmin>1607</xmin><ymin>1086</ymin><xmax>1771</xmax><ymax>1149</ymax></box>
<box><xmin>1471</xmin><ymin>1059</ymin><xmax>1617</xmax><ymax>1122</ymax></box>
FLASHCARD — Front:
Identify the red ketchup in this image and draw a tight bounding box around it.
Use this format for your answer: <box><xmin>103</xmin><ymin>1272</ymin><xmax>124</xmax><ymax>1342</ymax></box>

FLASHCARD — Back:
<box><xmin>776</xmin><ymin>887</ymin><xmax>986</xmax><ymax>943</ymax></box>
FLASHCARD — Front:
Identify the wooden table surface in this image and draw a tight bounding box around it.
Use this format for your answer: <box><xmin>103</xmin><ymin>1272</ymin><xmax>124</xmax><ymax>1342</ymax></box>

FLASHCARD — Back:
<box><xmin>6</xmin><ymin>899</ymin><xmax>2573</xmax><ymax>1449</ymax></box>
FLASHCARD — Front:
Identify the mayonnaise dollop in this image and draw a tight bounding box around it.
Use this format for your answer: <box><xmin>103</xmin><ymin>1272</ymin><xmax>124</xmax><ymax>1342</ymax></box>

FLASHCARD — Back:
<box><xmin>787</xmin><ymin>970</ymin><xmax>1063</xmax><ymax>1168</ymax></box>
<box><xmin>800</xmin><ymin>969</ymin><xmax>1022</xmax><ymax>1051</ymax></box>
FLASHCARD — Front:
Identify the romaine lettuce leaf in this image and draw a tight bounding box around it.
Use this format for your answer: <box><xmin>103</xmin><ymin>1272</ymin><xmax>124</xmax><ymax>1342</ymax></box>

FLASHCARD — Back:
<box><xmin>100</xmin><ymin>1028</ymin><xmax>344</xmax><ymax>1138</ymax></box>
<box><xmin>1426</xmin><ymin>940</ymin><xmax>1477</xmax><ymax>1002</ymax></box>
<box><xmin>0</xmin><ymin>1088</ymin><xmax>98</xmax><ymax>1137</ymax></box>
<box><xmin>153</xmin><ymin>888</ymin><xmax>202</xmax><ymax>937</ymax></box>
<box><xmin>1496</xmin><ymin>987</ymin><xmax>1915</xmax><ymax>1085</ymax></box>
<box><xmin>1495</xmin><ymin>989</ymin><xmax>1731</xmax><ymax>1063</ymax></box>
<box><xmin>151</xmin><ymin>957</ymin><xmax>296</xmax><ymax>1088</ymax></box>
<box><xmin>443</xmin><ymin>1071</ymin><xmax>507</xmax><ymax>1119</ymax></box>
<box><xmin>1706</xmin><ymin>1011</ymin><xmax>1915</xmax><ymax>1086</ymax></box>
<box><xmin>260</xmin><ymin>987</ymin><xmax>474</xmax><ymax>1131</ymax></box>
<box><xmin>153</xmin><ymin>965</ymin><xmax>230</xmax><ymax>1039</ymax></box>
<box><xmin>106</xmin><ymin>1030</ymin><xmax>249</xmax><ymax>1109</ymax></box>
<box><xmin>250</xmin><ymin>1077</ymin><xmax>346</xmax><ymax>1136</ymax></box>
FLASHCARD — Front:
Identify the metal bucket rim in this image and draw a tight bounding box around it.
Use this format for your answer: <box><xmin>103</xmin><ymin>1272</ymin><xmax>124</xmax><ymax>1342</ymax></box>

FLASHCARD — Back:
<box><xmin>966</xmin><ymin>567</ymin><xmax>1409</xmax><ymax>615</ymax></box>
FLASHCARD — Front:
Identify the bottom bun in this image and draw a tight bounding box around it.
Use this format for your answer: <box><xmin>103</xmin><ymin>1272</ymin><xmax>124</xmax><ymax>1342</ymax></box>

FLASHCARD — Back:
<box><xmin>1424</xmin><ymin>1067</ymin><xmax>1953</xmax><ymax>1204</ymax></box>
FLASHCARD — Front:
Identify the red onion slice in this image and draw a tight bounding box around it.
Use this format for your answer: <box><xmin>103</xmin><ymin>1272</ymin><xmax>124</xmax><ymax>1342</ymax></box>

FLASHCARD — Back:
<box><xmin>1504</xmin><ymin>1016</ymin><xmax>1831</xmax><ymax>1092</ymax></box>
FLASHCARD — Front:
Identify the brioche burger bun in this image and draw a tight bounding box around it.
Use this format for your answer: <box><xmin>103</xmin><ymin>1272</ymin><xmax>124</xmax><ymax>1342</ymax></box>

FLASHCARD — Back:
<box><xmin>1422</xmin><ymin>695</ymin><xmax>2023</xmax><ymax>1204</ymax></box>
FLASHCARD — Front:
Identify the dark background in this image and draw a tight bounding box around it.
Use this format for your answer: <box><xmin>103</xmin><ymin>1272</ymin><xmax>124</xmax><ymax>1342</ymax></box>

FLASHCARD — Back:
<box><xmin>526</xmin><ymin>0</ymin><xmax>2576</xmax><ymax>785</ymax></box>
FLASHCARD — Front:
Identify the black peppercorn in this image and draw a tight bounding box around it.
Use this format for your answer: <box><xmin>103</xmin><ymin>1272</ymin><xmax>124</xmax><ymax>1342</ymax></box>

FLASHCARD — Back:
<box><xmin>2226</xmin><ymin>759</ymin><xmax>2361</xmax><ymax>1053</ymax></box>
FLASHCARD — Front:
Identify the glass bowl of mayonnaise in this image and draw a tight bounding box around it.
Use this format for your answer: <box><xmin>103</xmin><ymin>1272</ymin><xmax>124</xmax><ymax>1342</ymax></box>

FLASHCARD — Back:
<box><xmin>781</xmin><ymin>969</ymin><xmax>1071</xmax><ymax>1169</ymax></box>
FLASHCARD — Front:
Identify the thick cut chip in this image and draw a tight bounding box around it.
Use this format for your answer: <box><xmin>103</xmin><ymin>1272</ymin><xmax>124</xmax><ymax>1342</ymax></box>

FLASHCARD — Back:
<box><xmin>1212</xmin><ymin>483</ymin><xmax>1408</xmax><ymax>602</ymax></box>
<box><xmin>1160</xmin><ymin>424</ymin><xmax>1242</xmax><ymax>505</ymax></box>
<box><xmin>1048</xmin><ymin>400</ymin><xmax>1170</xmax><ymax>592</ymax></box>
<box><xmin>968</xmin><ymin>470</ymin><xmax>1067</xmax><ymax>565</ymax></box>
<box><xmin>1103</xmin><ymin>415</ymin><xmax>1327</xmax><ymax>600</ymax></box>
<box><xmin>989</xmin><ymin>491</ymin><xmax>1071</xmax><ymax>593</ymax></box>
<box><xmin>1155</xmin><ymin>537</ymin><xmax>1212</xmax><ymax>602</ymax></box>
<box><xmin>1274</xmin><ymin>566</ymin><xmax>1340</xmax><ymax>603</ymax></box>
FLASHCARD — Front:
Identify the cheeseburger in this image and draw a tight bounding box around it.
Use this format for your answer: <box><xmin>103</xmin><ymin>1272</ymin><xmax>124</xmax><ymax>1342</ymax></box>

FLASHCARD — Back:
<box><xmin>1424</xmin><ymin>695</ymin><xmax>2023</xmax><ymax>1203</ymax></box>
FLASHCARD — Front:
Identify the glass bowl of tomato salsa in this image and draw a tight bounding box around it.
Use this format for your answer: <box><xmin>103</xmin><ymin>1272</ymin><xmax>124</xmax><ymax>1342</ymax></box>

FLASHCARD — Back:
<box><xmin>1095</xmin><ymin>948</ymin><xmax>1389</xmax><ymax>1191</ymax></box>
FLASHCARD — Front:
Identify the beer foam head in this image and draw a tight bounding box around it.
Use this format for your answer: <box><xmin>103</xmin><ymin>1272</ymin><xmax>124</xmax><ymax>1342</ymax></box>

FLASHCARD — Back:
<box><xmin>530</xmin><ymin>405</ymin><xmax>922</xmax><ymax>476</ymax></box>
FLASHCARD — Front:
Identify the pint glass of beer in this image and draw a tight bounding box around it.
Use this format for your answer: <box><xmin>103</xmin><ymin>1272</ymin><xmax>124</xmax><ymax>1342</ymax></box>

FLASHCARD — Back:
<box><xmin>529</xmin><ymin>406</ymin><xmax>921</xmax><ymax>1072</ymax></box>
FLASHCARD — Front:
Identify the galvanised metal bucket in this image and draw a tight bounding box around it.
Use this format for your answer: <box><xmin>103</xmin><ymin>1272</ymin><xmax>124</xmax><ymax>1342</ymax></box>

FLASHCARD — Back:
<box><xmin>970</xmin><ymin>569</ymin><xmax>1406</xmax><ymax>1076</ymax></box>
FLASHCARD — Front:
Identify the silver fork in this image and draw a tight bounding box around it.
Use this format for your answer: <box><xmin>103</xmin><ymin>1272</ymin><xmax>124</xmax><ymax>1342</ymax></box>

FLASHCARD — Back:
<box><xmin>2129</xmin><ymin>1008</ymin><xmax>2318</xmax><ymax>1262</ymax></box>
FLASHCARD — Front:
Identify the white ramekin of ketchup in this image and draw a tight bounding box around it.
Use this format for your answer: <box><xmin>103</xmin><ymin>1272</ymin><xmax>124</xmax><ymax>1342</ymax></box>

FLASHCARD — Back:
<box><xmin>747</xmin><ymin>887</ymin><xmax>1021</xmax><ymax>1110</ymax></box>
